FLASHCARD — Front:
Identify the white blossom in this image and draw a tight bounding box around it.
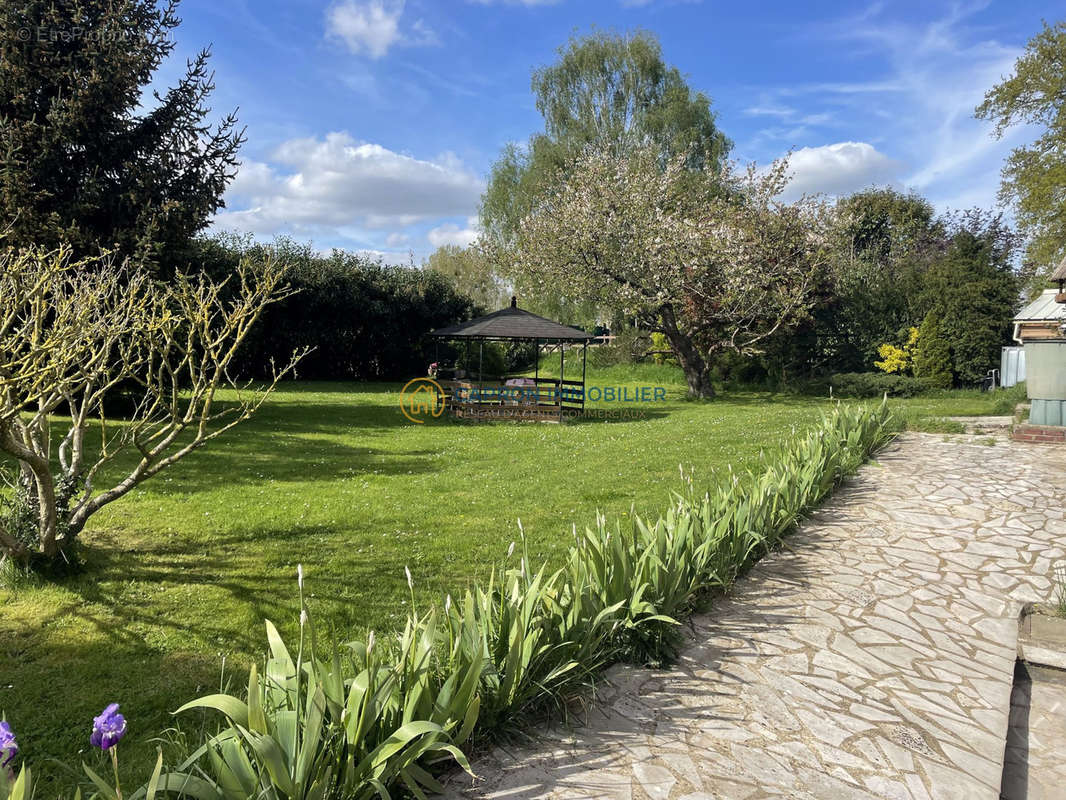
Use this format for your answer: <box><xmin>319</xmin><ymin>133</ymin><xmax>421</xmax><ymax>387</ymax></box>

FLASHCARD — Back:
<box><xmin>482</xmin><ymin>145</ymin><xmax>826</xmax><ymax>397</ymax></box>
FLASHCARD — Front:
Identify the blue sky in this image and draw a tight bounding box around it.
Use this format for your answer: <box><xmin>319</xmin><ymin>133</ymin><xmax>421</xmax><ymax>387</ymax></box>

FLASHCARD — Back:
<box><xmin>160</xmin><ymin>0</ymin><xmax>1058</xmax><ymax>262</ymax></box>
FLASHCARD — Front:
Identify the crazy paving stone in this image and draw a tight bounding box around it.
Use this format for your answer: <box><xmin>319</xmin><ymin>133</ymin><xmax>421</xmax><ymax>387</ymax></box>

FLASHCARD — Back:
<box><xmin>443</xmin><ymin>433</ymin><xmax>1065</xmax><ymax>799</ymax></box>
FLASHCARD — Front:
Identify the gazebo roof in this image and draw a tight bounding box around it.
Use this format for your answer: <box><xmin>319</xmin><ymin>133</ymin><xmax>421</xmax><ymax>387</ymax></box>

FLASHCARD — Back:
<box><xmin>430</xmin><ymin>298</ymin><xmax>594</xmax><ymax>342</ymax></box>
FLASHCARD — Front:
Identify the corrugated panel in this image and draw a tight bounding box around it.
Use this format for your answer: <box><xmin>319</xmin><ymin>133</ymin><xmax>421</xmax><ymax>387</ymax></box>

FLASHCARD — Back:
<box><xmin>1024</xmin><ymin>341</ymin><xmax>1066</xmax><ymax>399</ymax></box>
<box><xmin>1001</xmin><ymin>347</ymin><xmax>1026</xmax><ymax>387</ymax></box>
<box><xmin>1031</xmin><ymin>399</ymin><xmax>1066</xmax><ymax>426</ymax></box>
<box><xmin>1015</xmin><ymin>290</ymin><xmax>1066</xmax><ymax>322</ymax></box>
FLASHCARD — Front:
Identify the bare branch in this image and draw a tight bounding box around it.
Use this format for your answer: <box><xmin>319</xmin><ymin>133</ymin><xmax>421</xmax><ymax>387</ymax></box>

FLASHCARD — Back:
<box><xmin>0</xmin><ymin>247</ymin><xmax>302</xmax><ymax>564</ymax></box>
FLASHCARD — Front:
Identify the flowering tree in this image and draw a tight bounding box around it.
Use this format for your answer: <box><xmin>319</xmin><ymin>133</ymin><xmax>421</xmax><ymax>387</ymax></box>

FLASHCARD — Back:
<box><xmin>490</xmin><ymin>146</ymin><xmax>826</xmax><ymax>398</ymax></box>
<box><xmin>0</xmin><ymin>246</ymin><xmax>302</xmax><ymax>570</ymax></box>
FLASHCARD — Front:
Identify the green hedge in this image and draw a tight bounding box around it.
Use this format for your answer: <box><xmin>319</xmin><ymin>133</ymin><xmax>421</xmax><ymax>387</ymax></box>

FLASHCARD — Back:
<box><xmin>2</xmin><ymin>402</ymin><xmax>896</xmax><ymax>800</ymax></box>
<box><xmin>194</xmin><ymin>235</ymin><xmax>476</xmax><ymax>381</ymax></box>
<box><xmin>826</xmin><ymin>372</ymin><xmax>935</xmax><ymax>398</ymax></box>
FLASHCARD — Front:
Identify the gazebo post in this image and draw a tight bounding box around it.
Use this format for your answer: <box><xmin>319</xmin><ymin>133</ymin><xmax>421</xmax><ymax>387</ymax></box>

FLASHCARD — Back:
<box><xmin>426</xmin><ymin>301</ymin><xmax>592</xmax><ymax>423</ymax></box>
<box><xmin>465</xmin><ymin>340</ymin><xmax>472</xmax><ymax>412</ymax></box>
<box><xmin>534</xmin><ymin>338</ymin><xmax>539</xmax><ymax>407</ymax></box>
<box><xmin>581</xmin><ymin>341</ymin><xmax>587</xmax><ymax>412</ymax></box>
<box><xmin>559</xmin><ymin>343</ymin><xmax>565</xmax><ymax>421</ymax></box>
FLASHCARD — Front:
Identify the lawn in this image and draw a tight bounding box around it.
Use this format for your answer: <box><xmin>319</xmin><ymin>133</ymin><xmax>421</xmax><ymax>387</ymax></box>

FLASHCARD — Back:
<box><xmin>0</xmin><ymin>363</ymin><xmax>1009</xmax><ymax>789</ymax></box>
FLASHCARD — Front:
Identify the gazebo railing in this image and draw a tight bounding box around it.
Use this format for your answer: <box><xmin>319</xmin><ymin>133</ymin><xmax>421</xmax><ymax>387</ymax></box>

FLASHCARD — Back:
<box><xmin>427</xmin><ymin>300</ymin><xmax>592</xmax><ymax>423</ymax></box>
<box><xmin>442</xmin><ymin>376</ymin><xmax>584</xmax><ymax>421</ymax></box>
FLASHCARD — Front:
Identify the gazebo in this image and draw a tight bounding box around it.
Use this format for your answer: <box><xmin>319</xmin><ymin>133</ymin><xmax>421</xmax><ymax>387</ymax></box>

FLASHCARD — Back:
<box><xmin>428</xmin><ymin>297</ymin><xmax>593</xmax><ymax>422</ymax></box>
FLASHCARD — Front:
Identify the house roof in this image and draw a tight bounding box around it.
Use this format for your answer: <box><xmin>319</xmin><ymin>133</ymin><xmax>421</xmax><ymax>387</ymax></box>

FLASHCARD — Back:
<box><xmin>1014</xmin><ymin>289</ymin><xmax>1066</xmax><ymax>322</ymax></box>
<box><xmin>429</xmin><ymin>298</ymin><xmax>594</xmax><ymax>342</ymax></box>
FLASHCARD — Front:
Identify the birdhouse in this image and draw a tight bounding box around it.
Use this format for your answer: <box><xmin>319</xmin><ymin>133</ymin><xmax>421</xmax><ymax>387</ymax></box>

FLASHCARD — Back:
<box><xmin>1054</xmin><ymin>254</ymin><xmax>1066</xmax><ymax>305</ymax></box>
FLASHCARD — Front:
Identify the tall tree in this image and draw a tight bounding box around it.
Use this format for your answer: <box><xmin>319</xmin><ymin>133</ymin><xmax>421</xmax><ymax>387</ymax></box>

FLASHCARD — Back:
<box><xmin>825</xmin><ymin>189</ymin><xmax>942</xmax><ymax>370</ymax></box>
<box><xmin>0</xmin><ymin>0</ymin><xmax>243</xmax><ymax>276</ymax></box>
<box><xmin>757</xmin><ymin>189</ymin><xmax>939</xmax><ymax>381</ymax></box>
<box><xmin>425</xmin><ymin>244</ymin><xmax>508</xmax><ymax>313</ymax></box>
<box><xmin>975</xmin><ymin>20</ymin><xmax>1066</xmax><ymax>283</ymax></box>
<box><xmin>913</xmin><ymin>310</ymin><xmax>953</xmax><ymax>389</ymax></box>
<box><xmin>489</xmin><ymin>146</ymin><xmax>824</xmax><ymax>399</ymax></box>
<box><xmin>480</xmin><ymin>30</ymin><xmax>731</xmax><ymax>319</ymax></box>
<box><xmin>916</xmin><ymin>211</ymin><xmax>1022</xmax><ymax>385</ymax></box>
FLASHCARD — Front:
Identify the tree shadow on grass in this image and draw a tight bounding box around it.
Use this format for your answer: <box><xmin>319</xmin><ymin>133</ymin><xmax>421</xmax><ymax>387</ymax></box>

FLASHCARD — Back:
<box><xmin>702</xmin><ymin>390</ymin><xmax>834</xmax><ymax>407</ymax></box>
<box><xmin>47</xmin><ymin>525</ymin><xmax>411</xmax><ymax>650</ymax></box>
<box><xmin>6</xmin><ymin>522</ymin><xmax>458</xmax><ymax>794</ymax></box>
<box><xmin>1</xmin><ymin>638</ymin><xmax>226</xmax><ymax>797</ymax></box>
<box><xmin>52</xmin><ymin>390</ymin><xmax>458</xmax><ymax>496</ymax></box>
<box><xmin>132</xmin><ymin>433</ymin><xmax>443</xmax><ymax>495</ymax></box>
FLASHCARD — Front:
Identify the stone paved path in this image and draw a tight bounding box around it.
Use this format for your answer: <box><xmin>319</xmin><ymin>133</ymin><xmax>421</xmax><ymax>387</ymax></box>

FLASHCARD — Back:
<box><xmin>443</xmin><ymin>433</ymin><xmax>1066</xmax><ymax>800</ymax></box>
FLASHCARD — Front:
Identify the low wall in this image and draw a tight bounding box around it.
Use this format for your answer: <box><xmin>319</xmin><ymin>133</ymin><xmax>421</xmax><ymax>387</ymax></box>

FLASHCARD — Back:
<box><xmin>1012</xmin><ymin>423</ymin><xmax>1066</xmax><ymax>444</ymax></box>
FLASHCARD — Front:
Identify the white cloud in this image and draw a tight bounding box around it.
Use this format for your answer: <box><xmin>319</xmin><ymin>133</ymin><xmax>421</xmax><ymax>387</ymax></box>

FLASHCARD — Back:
<box><xmin>743</xmin><ymin>105</ymin><xmax>834</xmax><ymax>127</ymax></box>
<box><xmin>215</xmin><ymin>132</ymin><xmax>485</xmax><ymax>241</ymax></box>
<box><xmin>327</xmin><ymin>1</ymin><xmax>400</xmax><ymax>58</ymax></box>
<box><xmin>778</xmin><ymin>142</ymin><xmax>902</xmax><ymax>201</ymax></box>
<box><xmin>326</xmin><ymin>0</ymin><xmax>435</xmax><ymax>59</ymax></box>
<box><xmin>428</xmin><ymin>218</ymin><xmax>480</xmax><ymax>248</ymax></box>
<box><xmin>747</xmin><ymin>5</ymin><xmax>1029</xmax><ymax>214</ymax></box>
<box><xmin>832</xmin><ymin>10</ymin><xmax>1021</xmax><ymax>209</ymax></box>
<box><xmin>315</xmin><ymin>245</ymin><xmax>413</xmax><ymax>265</ymax></box>
<box><xmin>358</xmin><ymin>248</ymin><xmax>415</xmax><ymax>265</ymax></box>
<box><xmin>385</xmin><ymin>232</ymin><xmax>409</xmax><ymax>247</ymax></box>
<box><xmin>744</xmin><ymin>105</ymin><xmax>800</xmax><ymax>118</ymax></box>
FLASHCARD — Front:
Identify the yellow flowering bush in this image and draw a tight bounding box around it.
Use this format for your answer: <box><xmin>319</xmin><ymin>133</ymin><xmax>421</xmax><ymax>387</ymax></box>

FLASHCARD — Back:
<box><xmin>874</xmin><ymin>326</ymin><xmax>920</xmax><ymax>375</ymax></box>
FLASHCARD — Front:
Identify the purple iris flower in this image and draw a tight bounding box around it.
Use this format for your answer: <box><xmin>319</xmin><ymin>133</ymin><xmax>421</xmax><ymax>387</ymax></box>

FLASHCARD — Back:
<box><xmin>0</xmin><ymin>720</ymin><xmax>16</xmax><ymax>768</ymax></box>
<box><xmin>90</xmin><ymin>704</ymin><xmax>127</xmax><ymax>750</ymax></box>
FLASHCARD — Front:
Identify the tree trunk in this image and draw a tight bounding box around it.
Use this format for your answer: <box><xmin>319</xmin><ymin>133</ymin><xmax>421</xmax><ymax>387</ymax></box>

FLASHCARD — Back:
<box><xmin>33</xmin><ymin>469</ymin><xmax>60</xmax><ymax>558</ymax></box>
<box><xmin>0</xmin><ymin>421</ymin><xmax>62</xmax><ymax>560</ymax></box>
<box><xmin>659</xmin><ymin>304</ymin><xmax>715</xmax><ymax>399</ymax></box>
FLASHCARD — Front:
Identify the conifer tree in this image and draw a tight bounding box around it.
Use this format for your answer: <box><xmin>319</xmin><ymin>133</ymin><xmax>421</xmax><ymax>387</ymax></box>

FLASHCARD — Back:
<box><xmin>0</xmin><ymin>0</ymin><xmax>243</xmax><ymax>276</ymax></box>
<box><xmin>913</xmin><ymin>311</ymin><xmax>954</xmax><ymax>389</ymax></box>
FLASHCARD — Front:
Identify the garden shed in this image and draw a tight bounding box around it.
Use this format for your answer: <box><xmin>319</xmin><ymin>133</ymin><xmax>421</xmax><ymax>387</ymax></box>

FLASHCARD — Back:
<box><xmin>429</xmin><ymin>297</ymin><xmax>593</xmax><ymax>422</ymax></box>
<box><xmin>1013</xmin><ymin>259</ymin><xmax>1066</xmax><ymax>426</ymax></box>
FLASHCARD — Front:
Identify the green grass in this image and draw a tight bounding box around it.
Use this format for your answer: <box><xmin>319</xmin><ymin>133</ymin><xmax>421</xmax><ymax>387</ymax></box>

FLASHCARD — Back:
<box><xmin>0</xmin><ymin>364</ymin><xmax>1011</xmax><ymax>790</ymax></box>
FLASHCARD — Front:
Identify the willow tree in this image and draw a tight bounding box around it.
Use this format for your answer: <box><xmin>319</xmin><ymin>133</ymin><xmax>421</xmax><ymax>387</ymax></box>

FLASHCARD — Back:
<box><xmin>425</xmin><ymin>244</ymin><xmax>508</xmax><ymax>312</ymax></box>
<box><xmin>488</xmin><ymin>146</ymin><xmax>825</xmax><ymax>399</ymax></box>
<box><xmin>0</xmin><ymin>247</ymin><xmax>301</xmax><ymax>572</ymax></box>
